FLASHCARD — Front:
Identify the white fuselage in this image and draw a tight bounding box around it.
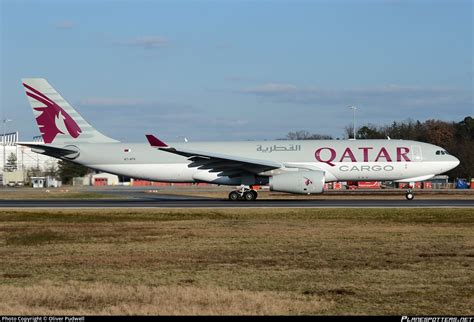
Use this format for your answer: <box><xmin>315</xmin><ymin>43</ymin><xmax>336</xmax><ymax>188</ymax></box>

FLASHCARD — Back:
<box><xmin>56</xmin><ymin>139</ymin><xmax>459</xmax><ymax>185</ymax></box>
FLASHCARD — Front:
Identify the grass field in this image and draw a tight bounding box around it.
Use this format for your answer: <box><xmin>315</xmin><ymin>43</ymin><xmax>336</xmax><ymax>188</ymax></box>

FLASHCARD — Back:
<box><xmin>0</xmin><ymin>208</ymin><xmax>472</xmax><ymax>315</ymax></box>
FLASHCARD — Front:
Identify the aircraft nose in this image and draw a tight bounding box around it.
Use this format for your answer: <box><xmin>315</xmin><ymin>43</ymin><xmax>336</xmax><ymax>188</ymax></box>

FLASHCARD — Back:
<box><xmin>449</xmin><ymin>156</ymin><xmax>460</xmax><ymax>170</ymax></box>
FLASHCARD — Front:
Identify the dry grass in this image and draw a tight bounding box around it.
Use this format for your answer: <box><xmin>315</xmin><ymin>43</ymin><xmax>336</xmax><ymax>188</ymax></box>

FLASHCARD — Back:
<box><xmin>0</xmin><ymin>282</ymin><xmax>328</xmax><ymax>315</ymax></box>
<box><xmin>0</xmin><ymin>208</ymin><xmax>472</xmax><ymax>315</ymax></box>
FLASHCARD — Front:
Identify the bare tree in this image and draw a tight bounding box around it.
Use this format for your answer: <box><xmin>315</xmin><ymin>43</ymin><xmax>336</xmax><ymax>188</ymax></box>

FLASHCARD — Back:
<box><xmin>44</xmin><ymin>160</ymin><xmax>59</xmax><ymax>179</ymax></box>
<box><xmin>344</xmin><ymin>124</ymin><xmax>355</xmax><ymax>139</ymax></box>
<box><xmin>284</xmin><ymin>130</ymin><xmax>332</xmax><ymax>140</ymax></box>
<box><xmin>5</xmin><ymin>153</ymin><xmax>17</xmax><ymax>172</ymax></box>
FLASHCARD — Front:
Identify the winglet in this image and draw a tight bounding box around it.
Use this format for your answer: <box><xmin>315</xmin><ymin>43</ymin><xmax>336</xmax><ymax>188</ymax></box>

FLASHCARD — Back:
<box><xmin>146</xmin><ymin>134</ymin><xmax>169</xmax><ymax>148</ymax></box>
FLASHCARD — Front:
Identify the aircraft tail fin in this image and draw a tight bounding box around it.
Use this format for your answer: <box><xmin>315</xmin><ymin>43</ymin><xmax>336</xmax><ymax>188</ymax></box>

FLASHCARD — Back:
<box><xmin>22</xmin><ymin>78</ymin><xmax>118</xmax><ymax>144</ymax></box>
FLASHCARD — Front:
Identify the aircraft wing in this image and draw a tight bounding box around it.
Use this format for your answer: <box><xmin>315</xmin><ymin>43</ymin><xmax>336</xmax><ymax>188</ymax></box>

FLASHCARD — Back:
<box><xmin>146</xmin><ymin>135</ymin><xmax>282</xmax><ymax>177</ymax></box>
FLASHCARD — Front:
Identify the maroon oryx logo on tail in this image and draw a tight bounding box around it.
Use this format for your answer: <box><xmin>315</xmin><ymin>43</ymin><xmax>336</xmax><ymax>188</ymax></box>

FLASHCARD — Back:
<box><xmin>23</xmin><ymin>83</ymin><xmax>82</xmax><ymax>143</ymax></box>
<box><xmin>304</xmin><ymin>177</ymin><xmax>313</xmax><ymax>186</ymax></box>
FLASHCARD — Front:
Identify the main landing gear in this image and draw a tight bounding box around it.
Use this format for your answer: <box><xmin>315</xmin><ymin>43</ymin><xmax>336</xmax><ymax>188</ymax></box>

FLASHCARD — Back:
<box><xmin>228</xmin><ymin>186</ymin><xmax>258</xmax><ymax>201</ymax></box>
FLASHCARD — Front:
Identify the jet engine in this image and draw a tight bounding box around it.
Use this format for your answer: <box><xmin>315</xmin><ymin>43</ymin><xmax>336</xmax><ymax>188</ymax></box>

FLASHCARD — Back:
<box><xmin>269</xmin><ymin>170</ymin><xmax>325</xmax><ymax>194</ymax></box>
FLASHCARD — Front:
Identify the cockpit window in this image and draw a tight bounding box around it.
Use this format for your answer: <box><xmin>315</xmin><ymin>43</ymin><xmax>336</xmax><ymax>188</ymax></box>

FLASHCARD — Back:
<box><xmin>436</xmin><ymin>151</ymin><xmax>441</xmax><ymax>155</ymax></box>
<box><xmin>436</xmin><ymin>150</ymin><xmax>449</xmax><ymax>155</ymax></box>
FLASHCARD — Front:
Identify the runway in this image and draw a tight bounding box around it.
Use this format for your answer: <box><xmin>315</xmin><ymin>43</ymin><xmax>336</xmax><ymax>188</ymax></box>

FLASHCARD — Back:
<box><xmin>1</xmin><ymin>197</ymin><xmax>473</xmax><ymax>208</ymax></box>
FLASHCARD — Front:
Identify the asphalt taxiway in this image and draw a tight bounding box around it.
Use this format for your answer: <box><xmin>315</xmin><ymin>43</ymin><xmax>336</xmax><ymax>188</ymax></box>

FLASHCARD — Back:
<box><xmin>1</xmin><ymin>197</ymin><xmax>473</xmax><ymax>208</ymax></box>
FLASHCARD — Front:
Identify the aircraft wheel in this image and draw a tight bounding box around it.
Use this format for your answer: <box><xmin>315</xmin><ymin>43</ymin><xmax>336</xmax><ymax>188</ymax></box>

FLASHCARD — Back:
<box><xmin>243</xmin><ymin>190</ymin><xmax>257</xmax><ymax>201</ymax></box>
<box><xmin>405</xmin><ymin>192</ymin><xmax>414</xmax><ymax>200</ymax></box>
<box><xmin>253</xmin><ymin>190</ymin><xmax>258</xmax><ymax>200</ymax></box>
<box><xmin>229</xmin><ymin>191</ymin><xmax>240</xmax><ymax>201</ymax></box>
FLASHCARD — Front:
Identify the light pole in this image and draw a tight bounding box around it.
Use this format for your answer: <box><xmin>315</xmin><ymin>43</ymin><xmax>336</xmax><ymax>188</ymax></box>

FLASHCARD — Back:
<box><xmin>347</xmin><ymin>106</ymin><xmax>357</xmax><ymax>139</ymax></box>
<box><xmin>2</xmin><ymin>118</ymin><xmax>12</xmax><ymax>172</ymax></box>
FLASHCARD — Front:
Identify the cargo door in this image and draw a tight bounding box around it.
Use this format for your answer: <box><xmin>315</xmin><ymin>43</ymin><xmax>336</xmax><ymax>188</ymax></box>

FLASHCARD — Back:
<box><xmin>411</xmin><ymin>145</ymin><xmax>422</xmax><ymax>162</ymax></box>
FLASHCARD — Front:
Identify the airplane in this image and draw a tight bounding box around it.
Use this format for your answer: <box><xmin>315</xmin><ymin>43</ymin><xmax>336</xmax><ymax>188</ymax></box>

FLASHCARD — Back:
<box><xmin>19</xmin><ymin>78</ymin><xmax>460</xmax><ymax>201</ymax></box>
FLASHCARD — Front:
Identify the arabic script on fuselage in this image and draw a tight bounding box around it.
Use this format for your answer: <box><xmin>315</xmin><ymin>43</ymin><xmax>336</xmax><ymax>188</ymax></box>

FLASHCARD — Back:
<box><xmin>256</xmin><ymin>144</ymin><xmax>302</xmax><ymax>153</ymax></box>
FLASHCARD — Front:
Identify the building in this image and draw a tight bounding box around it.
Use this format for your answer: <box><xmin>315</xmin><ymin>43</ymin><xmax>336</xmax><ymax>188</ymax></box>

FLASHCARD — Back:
<box><xmin>91</xmin><ymin>172</ymin><xmax>120</xmax><ymax>186</ymax></box>
<box><xmin>1</xmin><ymin>132</ymin><xmax>59</xmax><ymax>185</ymax></box>
<box><xmin>72</xmin><ymin>172</ymin><xmax>123</xmax><ymax>186</ymax></box>
<box><xmin>30</xmin><ymin>176</ymin><xmax>62</xmax><ymax>188</ymax></box>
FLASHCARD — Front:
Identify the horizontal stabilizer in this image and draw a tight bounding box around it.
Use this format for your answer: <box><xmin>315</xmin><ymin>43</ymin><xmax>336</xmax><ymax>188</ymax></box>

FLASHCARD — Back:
<box><xmin>18</xmin><ymin>142</ymin><xmax>80</xmax><ymax>159</ymax></box>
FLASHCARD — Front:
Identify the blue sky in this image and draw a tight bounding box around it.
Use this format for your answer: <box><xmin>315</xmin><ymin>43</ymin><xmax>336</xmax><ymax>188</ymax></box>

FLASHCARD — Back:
<box><xmin>1</xmin><ymin>0</ymin><xmax>472</xmax><ymax>142</ymax></box>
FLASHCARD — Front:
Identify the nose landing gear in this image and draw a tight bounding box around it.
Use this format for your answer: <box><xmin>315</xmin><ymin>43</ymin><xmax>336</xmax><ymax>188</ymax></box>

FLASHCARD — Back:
<box><xmin>405</xmin><ymin>189</ymin><xmax>414</xmax><ymax>200</ymax></box>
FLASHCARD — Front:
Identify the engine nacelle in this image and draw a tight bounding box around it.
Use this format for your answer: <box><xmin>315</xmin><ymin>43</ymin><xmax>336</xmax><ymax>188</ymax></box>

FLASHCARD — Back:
<box><xmin>269</xmin><ymin>171</ymin><xmax>325</xmax><ymax>194</ymax></box>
